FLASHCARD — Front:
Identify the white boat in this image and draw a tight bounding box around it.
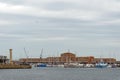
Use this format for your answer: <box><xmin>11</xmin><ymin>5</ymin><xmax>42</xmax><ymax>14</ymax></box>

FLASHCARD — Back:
<box><xmin>85</xmin><ymin>64</ymin><xmax>94</xmax><ymax>68</ymax></box>
<box><xmin>64</xmin><ymin>63</ymin><xmax>83</xmax><ymax>68</ymax></box>
<box><xmin>95</xmin><ymin>58</ymin><xmax>108</xmax><ymax>68</ymax></box>
<box><xmin>95</xmin><ymin>62</ymin><xmax>108</xmax><ymax>68</ymax></box>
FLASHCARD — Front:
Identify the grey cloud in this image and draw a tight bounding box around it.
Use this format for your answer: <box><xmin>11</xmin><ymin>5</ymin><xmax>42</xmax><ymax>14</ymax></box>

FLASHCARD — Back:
<box><xmin>0</xmin><ymin>0</ymin><xmax>29</xmax><ymax>5</ymax></box>
<box><xmin>43</xmin><ymin>1</ymin><xmax>73</xmax><ymax>11</ymax></box>
<box><xmin>98</xmin><ymin>11</ymin><xmax>120</xmax><ymax>22</ymax></box>
<box><xmin>0</xmin><ymin>0</ymin><xmax>120</xmax><ymax>60</ymax></box>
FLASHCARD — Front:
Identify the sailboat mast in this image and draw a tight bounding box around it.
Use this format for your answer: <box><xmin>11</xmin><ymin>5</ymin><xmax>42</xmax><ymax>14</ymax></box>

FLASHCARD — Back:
<box><xmin>40</xmin><ymin>48</ymin><xmax>43</xmax><ymax>59</ymax></box>
<box><xmin>24</xmin><ymin>48</ymin><xmax>29</xmax><ymax>58</ymax></box>
<box><xmin>40</xmin><ymin>48</ymin><xmax>43</xmax><ymax>63</ymax></box>
<box><xmin>24</xmin><ymin>48</ymin><xmax>29</xmax><ymax>64</ymax></box>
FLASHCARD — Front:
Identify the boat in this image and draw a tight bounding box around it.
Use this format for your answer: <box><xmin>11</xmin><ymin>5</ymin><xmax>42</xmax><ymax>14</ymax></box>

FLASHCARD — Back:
<box><xmin>64</xmin><ymin>63</ymin><xmax>79</xmax><ymax>68</ymax></box>
<box><xmin>95</xmin><ymin>59</ymin><xmax>108</xmax><ymax>68</ymax></box>
<box><xmin>64</xmin><ymin>63</ymin><xmax>83</xmax><ymax>68</ymax></box>
<box><xmin>36</xmin><ymin>63</ymin><xmax>47</xmax><ymax>67</ymax></box>
<box><xmin>85</xmin><ymin>64</ymin><xmax>94</xmax><ymax>68</ymax></box>
<box><xmin>95</xmin><ymin>62</ymin><xmax>108</xmax><ymax>68</ymax></box>
<box><xmin>107</xmin><ymin>64</ymin><xmax>117</xmax><ymax>68</ymax></box>
<box><xmin>35</xmin><ymin>49</ymin><xmax>47</xmax><ymax>67</ymax></box>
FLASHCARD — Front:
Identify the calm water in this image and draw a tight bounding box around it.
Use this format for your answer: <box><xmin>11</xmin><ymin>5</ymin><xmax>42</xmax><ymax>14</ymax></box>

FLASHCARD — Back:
<box><xmin>0</xmin><ymin>67</ymin><xmax>120</xmax><ymax>80</ymax></box>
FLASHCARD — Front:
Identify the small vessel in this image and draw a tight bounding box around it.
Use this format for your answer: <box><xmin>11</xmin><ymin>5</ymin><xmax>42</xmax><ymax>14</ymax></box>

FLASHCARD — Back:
<box><xmin>64</xmin><ymin>63</ymin><xmax>82</xmax><ymax>68</ymax></box>
<box><xmin>85</xmin><ymin>64</ymin><xmax>94</xmax><ymax>68</ymax></box>
<box><xmin>95</xmin><ymin>59</ymin><xmax>108</xmax><ymax>68</ymax></box>
<box><xmin>36</xmin><ymin>63</ymin><xmax>47</xmax><ymax>67</ymax></box>
<box><xmin>107</xmin><ymin>64</ymin><xmax>117</xmax><ymax>68</ymax></box>
<box><xmin>95</xmin><ymin>62</ymin><xmax>108</xmax><ymax>68</ymax></box>
<box><xmin>35</xmin><ymin>49</ymin><xmax>47</xmax><ymax>67</ymax></box>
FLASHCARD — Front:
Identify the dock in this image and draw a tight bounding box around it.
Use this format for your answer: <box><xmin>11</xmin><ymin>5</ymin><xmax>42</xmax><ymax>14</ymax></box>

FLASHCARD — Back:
<box><xmin>0</xmin><ymin>64</ymin><xmax>31</xmax><ymax>69</ymax></box>
<box><xmin>0</xmin><ymin>49</ymin><xmax>31</xmax><ymax>69</ymax></box>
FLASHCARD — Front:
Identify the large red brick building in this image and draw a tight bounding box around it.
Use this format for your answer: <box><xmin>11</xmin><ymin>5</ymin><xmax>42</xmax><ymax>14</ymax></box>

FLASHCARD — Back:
<box><xmin>19</xmin><ymin>52</ymin><xmax>116</xmax><ymax>64</ymax></box>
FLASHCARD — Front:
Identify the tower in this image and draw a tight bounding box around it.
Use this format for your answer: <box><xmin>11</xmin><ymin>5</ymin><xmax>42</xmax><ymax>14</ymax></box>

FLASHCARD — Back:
<box><xmin>9</xmin><ymin>49</ymin><xmax>13</xmax><ymax>64</ymax></box>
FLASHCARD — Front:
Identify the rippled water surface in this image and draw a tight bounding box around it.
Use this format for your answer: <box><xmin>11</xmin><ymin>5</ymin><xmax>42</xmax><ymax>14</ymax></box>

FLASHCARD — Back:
<box><xmin>0</xmin><ymin>68</ymin><xmax>120</xmax><ymax>80</ymax></box>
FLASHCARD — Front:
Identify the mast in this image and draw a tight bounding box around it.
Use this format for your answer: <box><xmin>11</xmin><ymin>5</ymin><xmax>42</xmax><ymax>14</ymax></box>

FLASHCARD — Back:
<box><xmin>24</xmin><ymin>48</ymin><xmax>29</xmax><ymax>59</ymax></box>
<box><xmin>24</xmin><ymin>48</ymin><xmax>29</xmax><ymax>64</ymax></box>
<box><xmin>40</xmin><ymin>48</ymin><xmax>43</xmax><ymax>59</ymax></box>
<box><xmin>40</xmin><ymin>48</ymin><xmax>43</xmax><ymax>63</ymax></box>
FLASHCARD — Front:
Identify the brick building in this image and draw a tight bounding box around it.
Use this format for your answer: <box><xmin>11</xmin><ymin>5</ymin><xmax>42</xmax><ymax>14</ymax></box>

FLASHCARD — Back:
<box><xmin>61</xmin><ymin>52</ymin><xmax>76</xmax><ymax>63</ymax></box>
<box><xmin>19</xmin><ymin>52</ymin><xmax>116</xmax><ymax>64</ymax></box>
<box><xmin>76</xmin><ymin>56</ymin><xmax>94</xmax><ymax>64</ymax></box>
<box><xmin>94</xmin><ymin>58</ymin><xmax>116</xmax><ymax>64</ymax></box>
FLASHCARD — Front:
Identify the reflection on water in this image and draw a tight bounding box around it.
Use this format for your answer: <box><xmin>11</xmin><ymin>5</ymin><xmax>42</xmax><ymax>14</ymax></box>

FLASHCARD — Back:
<box><xmin>0</xmin><ymin>68</ymin><xmax>120</xmax><ymax>80</ymax></box>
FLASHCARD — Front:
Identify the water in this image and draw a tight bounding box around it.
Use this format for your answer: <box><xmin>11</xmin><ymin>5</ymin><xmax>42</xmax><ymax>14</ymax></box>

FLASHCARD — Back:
<box><xmin>0</xmin><ymin>68</ymin><xmax>120</xmax><ymax>80</ymax></box>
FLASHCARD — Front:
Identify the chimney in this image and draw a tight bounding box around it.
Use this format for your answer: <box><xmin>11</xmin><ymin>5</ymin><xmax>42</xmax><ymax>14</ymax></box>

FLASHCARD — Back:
<box><xmin>9</xmin><ymin>49</ymin><xmax>13</xmax><ymax>64</ymax></box>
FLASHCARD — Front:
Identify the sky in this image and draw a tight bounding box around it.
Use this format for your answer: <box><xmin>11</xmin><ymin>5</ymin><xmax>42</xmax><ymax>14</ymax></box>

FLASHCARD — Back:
<box><xmin>0</xmin><ymin>0</ymin><xmax>120</xmax><ymax>60</ymax></box>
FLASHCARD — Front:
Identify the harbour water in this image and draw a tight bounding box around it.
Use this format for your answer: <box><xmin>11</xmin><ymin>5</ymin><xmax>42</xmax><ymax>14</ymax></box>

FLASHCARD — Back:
<box><xmin>0</xmin><ymin>68</ymin><xmax>120</xmax><ymax>80</ymax></box>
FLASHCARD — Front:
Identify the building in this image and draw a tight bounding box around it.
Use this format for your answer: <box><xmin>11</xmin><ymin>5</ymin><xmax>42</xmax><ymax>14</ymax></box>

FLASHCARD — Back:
<box><xmin>0</xmin><ymin>55</ymin><xmax>8</xmax><ymax>64</ymax></box>
<box><xmin>19</xmin><ymin>52</ymin><xmax>117</xmax><ymax>64</ymax></box>
<box><xmin>76</xmin><ymin>56</ymin><xmax>94</xmax><ymax>64</ymax></box>
<box><xmin>61</xmin><ymin>52</ymin><xmax>76</xmax><ymax>63</ymax></box>
<box><xmin>19</xmin><ymin>58</ymin><xmax>46</xmax><ymax>63</ymax></box>
<box><xmin>94</xmin><ymin>58</ymin><xmax>116</xmax><ymax>64</ymax></box>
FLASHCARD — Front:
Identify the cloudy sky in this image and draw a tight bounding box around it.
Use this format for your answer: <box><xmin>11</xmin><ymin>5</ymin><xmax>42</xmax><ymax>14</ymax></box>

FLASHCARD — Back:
<box><xmin>0</xmin><ymin>0</ymin><xmax>120</xmax><ymax>60</ymax></box>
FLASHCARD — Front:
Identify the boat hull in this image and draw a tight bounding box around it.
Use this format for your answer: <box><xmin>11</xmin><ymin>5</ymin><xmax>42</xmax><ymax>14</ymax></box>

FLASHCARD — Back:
<box><xmin>36</xmin><ymin>63</ymin><xmax>47</xmax><ymax>67</ymax></box>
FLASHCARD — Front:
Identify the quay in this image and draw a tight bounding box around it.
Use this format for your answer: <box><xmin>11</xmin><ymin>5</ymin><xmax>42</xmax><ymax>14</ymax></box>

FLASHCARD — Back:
<box><xmin>0</xmin><ymin>49</ymin><xmax>31</xmax><ymax>69</ymax></box>
<box><xmin>0</xmin><ymin>64</ymin><xmax>31</xmax><ymax>69</ymax></box>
